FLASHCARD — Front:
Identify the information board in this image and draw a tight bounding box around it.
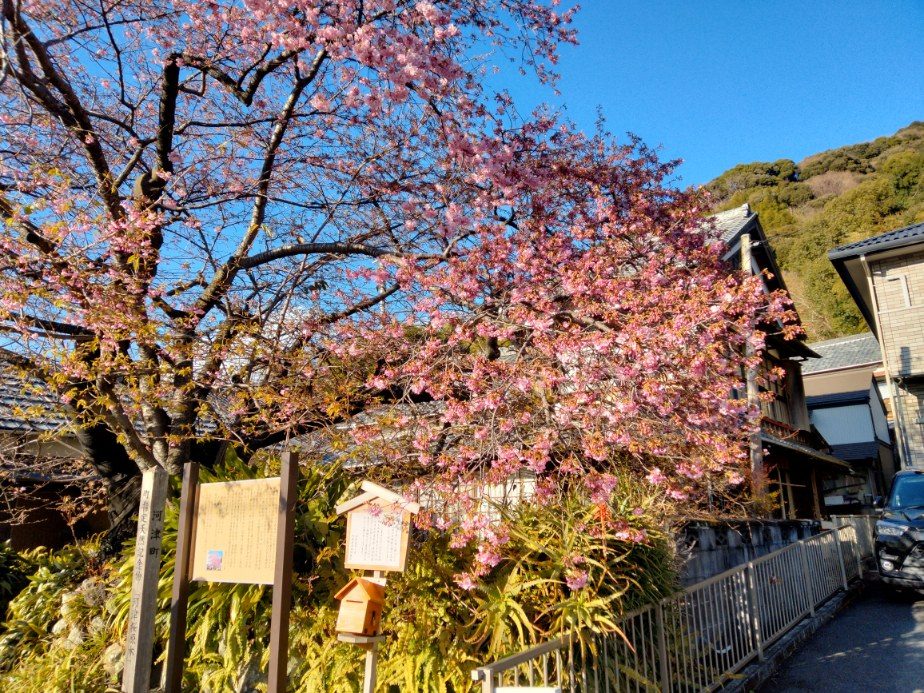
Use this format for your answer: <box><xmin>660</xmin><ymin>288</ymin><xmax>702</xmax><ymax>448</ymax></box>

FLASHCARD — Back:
<box><xmin>344</xmin><ymin>502</ymin><xmax>410</xmax><ymax>572</ymax></box>
<box><xmin>190</xmin><ymin>478</ymin><xmax>281</xmax><ymax>585</ymax></box>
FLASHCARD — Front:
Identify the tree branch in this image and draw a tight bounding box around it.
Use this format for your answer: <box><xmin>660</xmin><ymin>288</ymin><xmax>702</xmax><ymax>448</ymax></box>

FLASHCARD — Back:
<box><xmin>194</xmin><ymin>49</ymin><xmax>327</xmax><ymax>317</ymax></box>
<box><xmin>2</xmin><ymin>0</ymin><xmax>122</xmax><ymax>220</ymax></box>
<box><xmin>239</xmin><ymin>241</ymin><xmax>395</xmax><ymax>270</ymax></box>
<box><xmin>181</xmin><ymin>47</ymin><xmax>301</xmax><ymax>106</ymax></box>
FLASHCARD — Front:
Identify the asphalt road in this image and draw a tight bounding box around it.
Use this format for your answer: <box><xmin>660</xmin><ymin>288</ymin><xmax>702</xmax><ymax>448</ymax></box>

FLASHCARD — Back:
<box><xmin>759</xmin><ymin>584</ymin><xmax>924</xmax><ymax>693</ymax></box>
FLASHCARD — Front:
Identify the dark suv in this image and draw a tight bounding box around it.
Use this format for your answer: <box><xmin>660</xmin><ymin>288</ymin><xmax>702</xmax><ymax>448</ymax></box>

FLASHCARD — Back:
<box><xmin>875</xmin><ymin>469</ymin><xmax>924</xmax><ymax>590</ymax></box>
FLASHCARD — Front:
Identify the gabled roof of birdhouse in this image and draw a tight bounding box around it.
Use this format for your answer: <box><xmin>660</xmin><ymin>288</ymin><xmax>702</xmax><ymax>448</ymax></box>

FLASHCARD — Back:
<box><xmin>334</xmin><ymin>577</ymin><xmax>385</xmax><ymax>602</ymax></box>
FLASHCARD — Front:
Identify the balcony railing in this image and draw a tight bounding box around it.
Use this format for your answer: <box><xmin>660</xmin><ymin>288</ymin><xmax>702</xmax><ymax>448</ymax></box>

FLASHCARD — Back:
<box><xmin>760</xmin><ymin>417</ymin><xmax>827</xmax><ymax>451</ymax></box>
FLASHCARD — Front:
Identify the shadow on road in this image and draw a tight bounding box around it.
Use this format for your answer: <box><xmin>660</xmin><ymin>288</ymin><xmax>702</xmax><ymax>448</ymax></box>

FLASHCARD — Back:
<box><xmin>759</xmin><ymin>584</ymin><xmax>924</xmax><ymax>692</ymax></box>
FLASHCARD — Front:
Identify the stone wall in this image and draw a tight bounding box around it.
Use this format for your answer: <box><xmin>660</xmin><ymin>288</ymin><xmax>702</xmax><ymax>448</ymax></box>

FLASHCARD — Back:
<box><xmin>678</xmin><ymin>520</ymin><xmax>820</xmax><ymax>586</ymax></box>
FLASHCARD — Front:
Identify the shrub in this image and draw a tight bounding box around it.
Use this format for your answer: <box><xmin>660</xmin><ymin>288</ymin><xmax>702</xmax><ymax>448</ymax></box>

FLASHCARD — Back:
<box><xmin>0</xmin><ymin>541</ymin><xmax>110</xmax><ymax>690</ymax></box>
<box><xmin>0</xmin><ymin>541</ymin><xmax>41</xmax><ymax>617</ymax></box>
<box><xmin>0</xmin><ymin>456</ymin><xmax>677</xmax><ymax>692</ymax></box>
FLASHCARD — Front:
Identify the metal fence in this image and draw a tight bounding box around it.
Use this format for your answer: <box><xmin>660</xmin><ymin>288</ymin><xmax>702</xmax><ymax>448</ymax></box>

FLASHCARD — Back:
<box><xmin>830</xmin><ymin>514</ymin><xmax>876</xmax><ymax>563</ymax></box>
<box><xmin>472</xmin><ymin>519</ymin><xmax>876</xmax><ymax>692</ymax></box>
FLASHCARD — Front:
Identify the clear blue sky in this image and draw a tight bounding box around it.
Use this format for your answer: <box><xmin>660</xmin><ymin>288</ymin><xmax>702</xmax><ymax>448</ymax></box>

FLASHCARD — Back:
<box><xmin>502</xmin><ymin>1</ymin><xmax>924</xmax><ymax>186</ymax></box>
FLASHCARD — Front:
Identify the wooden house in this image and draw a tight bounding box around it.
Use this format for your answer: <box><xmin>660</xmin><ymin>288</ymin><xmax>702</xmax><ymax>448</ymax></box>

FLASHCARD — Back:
<box><xmin>714</xmin><ymin>205</ymin><xmax>851</xmax><ymax>518</ymax></box>
<box><xmin>829</xmin><ymin>221</ymin><xmax>924</xmax><ymax>469</ymax></box>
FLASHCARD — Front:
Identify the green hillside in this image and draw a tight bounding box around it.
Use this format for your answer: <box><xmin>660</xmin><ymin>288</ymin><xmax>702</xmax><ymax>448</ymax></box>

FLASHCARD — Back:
<box><xmin>707</xmin><ymin>122</ymin><xmax>924</xmax><ymax>340</ymax></box>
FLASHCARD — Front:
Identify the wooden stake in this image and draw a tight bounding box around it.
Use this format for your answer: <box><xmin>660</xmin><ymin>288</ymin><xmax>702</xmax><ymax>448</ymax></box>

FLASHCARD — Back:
<box><xmin>267</xmin><ymin>451</ymin><xmax>298</xmax><ymax>693</ymax></box>
<box><xmin>164</xmin><ymin>461</ymin><xmax>200</xmax><ymax>692</ymax></box>
<box><xmin>122</xmin><ymin>466</ymin><xmax>169</xmax><ymax>693</ymax></box>
<box><xmin>360</xmin><ymin>569</ymin><xmax>386</xmax><ymax>692</ymax></box>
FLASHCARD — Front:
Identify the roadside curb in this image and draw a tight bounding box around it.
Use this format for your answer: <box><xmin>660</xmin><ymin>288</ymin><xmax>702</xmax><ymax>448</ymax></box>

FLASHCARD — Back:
<box><xmin>721</xmin><ymin>579</ymin><xmax>866</xmax><ymax>692</ymax></box>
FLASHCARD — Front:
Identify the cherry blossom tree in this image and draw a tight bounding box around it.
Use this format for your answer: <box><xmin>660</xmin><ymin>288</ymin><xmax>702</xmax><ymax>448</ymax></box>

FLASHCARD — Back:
<box><xmin>0</xmin><ymin>0</ymin><xmax>796</xmax><ymax>556</ymax></box>
<box><xmin>337</xmin><ymin>126</ymin><xmax>801</xmax><ymax>581</ymax></box>
<box><xmin>0</xmin><ymin>0</ymin><xmax>577</xmax><ymax>535</ymax></box>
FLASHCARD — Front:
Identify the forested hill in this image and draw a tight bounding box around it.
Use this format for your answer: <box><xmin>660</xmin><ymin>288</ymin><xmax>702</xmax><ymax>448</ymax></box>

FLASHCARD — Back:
<box><xmin>706</xmin><ymin>122</ymin><xmax>924</xmax><ymax>341</ymax></box>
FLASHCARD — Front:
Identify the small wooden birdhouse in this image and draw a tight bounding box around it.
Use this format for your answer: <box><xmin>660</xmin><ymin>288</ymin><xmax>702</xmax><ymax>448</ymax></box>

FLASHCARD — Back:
<box><xmin>334</xmin><ymin>577</ymin><xmax>386</xmax><ymax>636</ymax></box>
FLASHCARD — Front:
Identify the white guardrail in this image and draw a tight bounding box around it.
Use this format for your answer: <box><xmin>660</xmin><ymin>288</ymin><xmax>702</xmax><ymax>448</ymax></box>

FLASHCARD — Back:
<box><xmin>472</xmin><ymin>517</ymin><xmax>876</xmax><ymax>693</ymax></box>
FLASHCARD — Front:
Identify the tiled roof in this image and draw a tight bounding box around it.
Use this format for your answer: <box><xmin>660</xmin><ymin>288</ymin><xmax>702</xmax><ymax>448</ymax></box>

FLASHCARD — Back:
<box><xmin>801</xmin><ymin>332</ymin><xmax>881</xmax><ymax>374</ymax></box>
<box><xmin>828</xmin><ymin>221</ymin><xmax>924</xmax><ymax>260</ymax></box>
<box><xmin>831</xmin><ymin>441</ymin><xmax>883</xmax><ymax>462</ymax></box>
<box><xmin>0</xmin><ymin>355</ymin><xmax>69</xmax><ymax>433</ymax></box>
<box><xmin>806</xmin><ymin>390</ymin><xmax>871</xmax><ymax>408</ymax></box>
<box><xmin>710</xmin><ymin>204</ymin><xmax>756</xmax><ymax>243</ymax></box>
<box><xmin>1</xmin><ymin>349</ymin><xmax>230</xmax><ymax>437</ymax></box>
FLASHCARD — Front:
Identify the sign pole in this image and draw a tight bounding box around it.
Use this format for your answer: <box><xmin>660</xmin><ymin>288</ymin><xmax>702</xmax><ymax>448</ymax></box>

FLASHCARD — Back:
<box><xmin>122</xmin><ymin>466</ymin><xmax>169</xmax><ymax>693</ymax></box>
<box><xmin>362</xmin><ymin>569</ymin><xmax>386</xmax><ymax>693</ymax></box>
<box><xmin>363</xmin><ymin>644</ymin><xmax>379</xmax><ymax>693</ymax></box>
<box><xmin>164</xmin><ymin>461</ymin><xmax>200</xmax><ymax>693</ymax></box>
<box><xmin>267</xmin><ymin>451</ymin><xmax>298</xmax><ymax>693</ymax></box>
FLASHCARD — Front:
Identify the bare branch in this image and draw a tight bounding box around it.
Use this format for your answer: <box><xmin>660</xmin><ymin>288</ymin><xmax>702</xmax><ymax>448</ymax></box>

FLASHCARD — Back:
<box><xmin>195</xmin><ymin>48</ymin><xmax>328</xmax><ymax>316</ymax></box>
<box><xmin>2</xmin><ymin>0</ymin><xmax>122</xmax><ymax>219</ymax></box>
<box><xmin>239</xmin><ymin>241</ymin><xmax>396</xmax><ymax>269</ymax></box>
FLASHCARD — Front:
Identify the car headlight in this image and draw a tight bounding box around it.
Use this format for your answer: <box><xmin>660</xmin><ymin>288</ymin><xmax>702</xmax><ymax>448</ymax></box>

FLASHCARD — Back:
<box><xmin>876</xmin><ymin>522</ymin><xmax>910</xmax><ymax>537</ymax></box>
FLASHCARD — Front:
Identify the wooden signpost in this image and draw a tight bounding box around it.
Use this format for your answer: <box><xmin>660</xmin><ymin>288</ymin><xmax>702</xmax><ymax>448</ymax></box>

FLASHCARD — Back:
<box><xmin>334</xmin><ymin>482</ymin><xmax>419</xmax><ymax>693</ymax></box>
<box><xmin>163</xmin><ymin>451</ymin><xmax>298</xmax><ymax>693</ymax></box>
<box><xmin>122</xmin><ymin>467</ymin><xmax>169</xmax><ymax>693</ymax></box>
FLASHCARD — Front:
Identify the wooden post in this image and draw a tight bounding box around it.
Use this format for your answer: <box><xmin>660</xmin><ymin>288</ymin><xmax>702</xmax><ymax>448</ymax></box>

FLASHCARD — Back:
<box><xmin>360</xmin><ymin>570</ymin><xmax>385</xmax><ymax>693</ymax></box>
<box><xmin>122</xmin><ymin>466</ymin><xmax>170</xmax><ymax>693</ymax></box>
<box><xmin>164</xmin><ymin>462</ymin><xmax>200</xmax><ymax>693</ymax></box>
<box><xmin>363</xmin><ymin>645</ymin><xmax>379</xmax><ymax>693</ymax></box>
<box><xmin>267</xmin><ymin>451</ymin><xmax>298</xmax><ymax>693</ymax></box>
<box><xmin>337</xmin><ymin>635</ymin><xmax>386</xmax><ymax>693</ymax></box>
<box><xmin>741</xmin><ymin>232</ymin><xmax>766</xmax><ymax>510</ymax></box>
<box><xmin>810</xmin><ymin>467</ymin><xmax>822</xmax><ymax>519</ymax></box>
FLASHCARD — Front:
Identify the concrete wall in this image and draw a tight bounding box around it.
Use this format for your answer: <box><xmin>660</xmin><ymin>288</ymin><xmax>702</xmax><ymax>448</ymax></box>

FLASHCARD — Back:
<box><xmin>678</xmin><ymin>520</ymin><xmax>820</xmax><ymax>586</ymax></box>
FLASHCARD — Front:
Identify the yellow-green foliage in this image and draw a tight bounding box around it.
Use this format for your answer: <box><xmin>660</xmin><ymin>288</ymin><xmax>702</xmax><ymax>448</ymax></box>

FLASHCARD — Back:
<box><xmin>0</xmin><ymin>541</ymin><xmax>111</xmax><ymax>690</ymax></box>
<box><xmin>708</xmin><ymin>121</ymin><xmax>924</xmax><ymax>340</ymax></box>
<box><xmin>0</xmin><ymin>542</ymin><xmax>42</xmax><ymax>616</ymax></box>
<box><xmin>0</xmin><ymin>457</ymin><xmax>676</xmax><ymax>692</ymax></box>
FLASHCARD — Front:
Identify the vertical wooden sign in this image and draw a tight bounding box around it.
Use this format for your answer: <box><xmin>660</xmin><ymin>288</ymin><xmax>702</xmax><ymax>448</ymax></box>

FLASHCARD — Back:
<box><xmin>122</xmin><ymin>466</ymin><xmax>169</xmax><ymax>693</ymax></box>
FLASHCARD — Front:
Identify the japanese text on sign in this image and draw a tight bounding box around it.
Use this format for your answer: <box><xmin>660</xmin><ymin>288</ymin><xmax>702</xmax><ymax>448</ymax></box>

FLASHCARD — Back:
<box><xmin>190</xmin><ymin>478</ymin><xmax>280</xmax><ymax>584</ymax></box>
<box><xmin>344</xmin><ymin>504</ymin><xmax>408</xmax><ymax>572</ymax></box>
